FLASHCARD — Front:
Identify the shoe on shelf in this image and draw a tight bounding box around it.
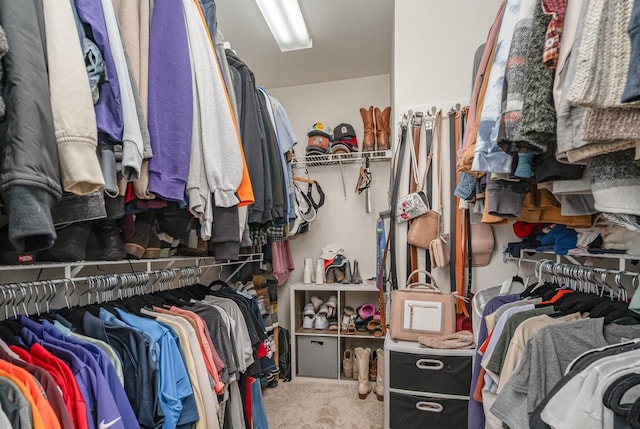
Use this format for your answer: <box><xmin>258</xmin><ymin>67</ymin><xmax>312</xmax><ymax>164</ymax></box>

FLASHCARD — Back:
<box><xmin>343</xmin><ymin>349</ymin><xmax>354</xmax><ymax>378</ymax></box>
<box><xmin>326</xmin><ymin>295</ymin><xmax>337</xmax><ymax>318</ymax></box>
<box><xmin>310</xmin><ymin>295</ymin><xmax>323</xmax><ymax>311</ymax></box>
<box><xmin>341</xmin><ymin>306</ymin><xmax>356</xmax><ymax>334</ymax></box>
<box><xmin>302</xmin><ymin>303</ymin><xmax>316</xmax><ymax>329</ymax></box>
<box><xmin>314</xmin><ymin>304</ymin><xmax>329</xmax><ymax>330</ymax></box>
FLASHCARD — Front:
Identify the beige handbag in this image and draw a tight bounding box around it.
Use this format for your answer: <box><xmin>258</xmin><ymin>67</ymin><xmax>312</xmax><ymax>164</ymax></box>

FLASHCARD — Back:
<box><xmin>471</xmin><ymin>223</ymin><xmax>494</xmax><ymax>266</ymax></box>
<box><xmin>430</xmin><ymin>233</ymin><xmax>450</xmax><ymax>268</ymax></box>
<box><xmin>390</xmin><ymin>269</ymin><xmax>456</xmax><ymax>342</ymax></box>
<box><xmin>407</xmin><ymin>112</ymin><xmax>442</xmax><ymax>249</ymax></box>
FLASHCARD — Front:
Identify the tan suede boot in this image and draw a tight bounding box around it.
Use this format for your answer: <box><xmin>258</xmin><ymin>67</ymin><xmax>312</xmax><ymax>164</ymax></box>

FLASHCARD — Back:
<box><xmin>375</xmin><ymin>106</ymin><xmax>391</xmax><ymax>151</ymax></box>
<box><xmin>374</xmin><ymin>348</ymin><xmax>384</xmax><ymax>401</ymax></box>
<box><xmin>355</xmin><ymin>347</ymin><xmax>372</xmax><ymax>399</ymax></box>
<box><xmin>343</xmin><ymin>349</ymin><xmax>353</xmax><ymax>378</ymax></box>
<box><xmin>359</xmin><ymin>106</ymin><xmax>376</xmax><ymax>152</ymax></box>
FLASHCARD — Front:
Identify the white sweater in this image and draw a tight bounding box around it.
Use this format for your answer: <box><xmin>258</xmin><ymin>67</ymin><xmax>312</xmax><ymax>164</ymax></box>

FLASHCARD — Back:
<box><xmin>183</xmin><ymin>0</ymin><xmax>243</xmax><ymax>237</ymax></box>
<box><xmin>42</xmin><ymin>0</ymin><xmax>104</xmax><ymax>195</ymax></box>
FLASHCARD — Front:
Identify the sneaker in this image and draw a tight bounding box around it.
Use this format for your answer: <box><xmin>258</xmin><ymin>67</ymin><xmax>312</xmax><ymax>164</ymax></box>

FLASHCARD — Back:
<box><xmin>263</xmin><ymin>314</ymin><xmax>274</xmax><ymax>332</ymax></box>
<box><xmin>256</xmin><ymin>296</ymin><xmax>268</xmax><ymax>316</ymax></box>
<box><xmin>315</xmin><ymin>304</ymin><xmax>329</xmax><ymax>330</ymax></box>
<box><xmin>302</xmin><ymin>303</ymin><xmax>316</xmax><ymax>329</ymax></box>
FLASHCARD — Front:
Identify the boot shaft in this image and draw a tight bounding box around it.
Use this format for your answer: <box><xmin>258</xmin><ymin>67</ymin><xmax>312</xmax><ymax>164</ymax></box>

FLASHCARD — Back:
<box><xmin>375</xmin><ymin>106</ymin><xmax>391</xmax><ymax>151</ymax></box>
<box><xmin>360</xmin><ymin>106</ymin><xmax>375</xmax><ymax>151</ymax></box>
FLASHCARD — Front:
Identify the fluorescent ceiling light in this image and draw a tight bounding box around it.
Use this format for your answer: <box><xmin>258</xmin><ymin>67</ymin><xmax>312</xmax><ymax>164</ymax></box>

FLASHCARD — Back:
<box><xmin>255</xmin><ymin>0</ymin><xmax>313</xmax><ymax>52</ymax></box>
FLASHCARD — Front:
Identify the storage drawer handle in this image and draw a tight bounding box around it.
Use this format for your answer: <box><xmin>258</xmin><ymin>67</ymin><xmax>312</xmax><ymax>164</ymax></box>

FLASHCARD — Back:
<box><xmin>310</xmin><ymin>340</ymin><xmax>324</xmax><ymax>346</ymax></box>
<box><xmin>415</xmin><ymin>359</ymin><xmax>444</xmax><ymax>370</ymax></box>
<box><xmin>416</xmin><ymin>401</ymin><xmax>443</xmax><ymax>413</ymax></box>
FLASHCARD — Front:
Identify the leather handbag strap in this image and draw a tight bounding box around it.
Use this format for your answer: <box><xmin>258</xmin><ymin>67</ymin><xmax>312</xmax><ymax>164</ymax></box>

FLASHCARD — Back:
<box><xmin>406</xmin><ymin>269</ymin><xmax>438</xmax><ymax>287</ymax></box>
<box><xmin>408</xmin><ymin>114</ymin><xmax>423</xmax><ymax>279</ymax></box>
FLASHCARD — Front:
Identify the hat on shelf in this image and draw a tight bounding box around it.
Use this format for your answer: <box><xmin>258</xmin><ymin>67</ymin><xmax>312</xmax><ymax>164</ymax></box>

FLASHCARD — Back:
<box><xmin>332</xmin><ymin>123</ymin><xmax>359</xmax><ymax>154</ymax></box>
<box><xmin>320</xmin><ymin>243</ymin><xmax>345</xmax><ymax>260</ymax></box>
<box><xmin>334</xmin><ymin>123</ymin><xmax>356</xmax><ymax>140</ymax></box>
<box><xmin>306</xmin><ymin>134</ymin><xmax>331</xmax><ymax>156</ymax></box>
<box><xmin>307</xmin><ymin>121</ymin><xmax>333</xmax><ymax>139</ymax></box>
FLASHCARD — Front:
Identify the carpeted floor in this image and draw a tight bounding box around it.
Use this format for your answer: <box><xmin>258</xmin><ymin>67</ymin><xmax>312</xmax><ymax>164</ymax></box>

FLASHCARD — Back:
<box><xmin>262</xmin><ymin>380</ymin><xmax>384</xmax><ymax>429</ymax></box>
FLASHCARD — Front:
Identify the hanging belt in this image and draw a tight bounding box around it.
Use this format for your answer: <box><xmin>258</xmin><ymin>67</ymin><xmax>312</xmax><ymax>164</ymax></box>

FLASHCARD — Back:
<box><xmin>388</xmin><ymin>118</ymin><xmax>409</xmax><ymax>291</ymax></box>
<box><xmin>408</xmin><ymin>113</ymin><xmax>424</xmax><ymax>278</ymax></box>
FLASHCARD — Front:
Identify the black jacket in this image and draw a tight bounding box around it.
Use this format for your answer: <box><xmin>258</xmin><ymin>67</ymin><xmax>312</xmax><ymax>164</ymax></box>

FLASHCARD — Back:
<box><xmin>0</xmin><ymin>0</ymin><xmax>62</xmax><ymax>252</ymax></box>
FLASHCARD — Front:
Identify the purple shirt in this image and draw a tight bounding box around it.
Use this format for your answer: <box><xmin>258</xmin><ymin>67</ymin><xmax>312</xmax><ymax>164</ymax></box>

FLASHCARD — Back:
<box><xmin>40</xmin><ymin>320</ymin><xmax>140</xmax><ymax>429</ymax></box>
<box><xmin>73</xmin><ymin>0</ymin><xmax>123</xmax><ymax>143</ymax></box>
<box><xmin>147</xmin><ymin>0</ymin><xmax>193</xmax><ymax>201</ymax></box>
<box><xmin>468</xmin><ymin>294</ymin><xmax>521</xmax><ymax>429</ymax></box>
<box><xmin>20</xmin><ymin>320</ymin><xmax>126</xmax><ymax>429</ymax></box>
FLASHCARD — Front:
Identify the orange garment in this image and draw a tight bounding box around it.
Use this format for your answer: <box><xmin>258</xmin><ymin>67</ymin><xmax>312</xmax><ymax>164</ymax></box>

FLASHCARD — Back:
<box><xmin>152</xmin><ymin>306</ymin><xmax>225</xmax><ymax>395</ymax></box>
<box><xmin>0</xmin><ymin>359</ymin><xmax>62</xmax><ymax>429</ymax></box>
<box><xmin>0</xmin><ymin>368</ymin><xmax>49</xmax><ymax>429</ymax></box>
<box><xmin>538</xmin><ymin>289</ymin><xmax>574</xmax><ymax>305</ymax></box>
<box><xmin>473</xmin><ymin>367</ymin><xmax>486</xmax><ymax>402</ymax></box>
<box><xmin>193</xmin><ymin>0</ymin><xmax>254</xmax><ymax>206</ymax></box>
<box><xmin>459</xmin><ymin>33</ymin><xmax>498</xmax><ymax>178</ymax></box>
<box><xmin>518</xmin><ymin>188</ymin><xmax>593</xmax><ymax>228</ymax></box>
<box><xmin>169</xmin><ymin>306</ymin><xmax>225</xmax><ymax>393</ymax></box>
<box><xmin>479</xmin><ymin>330</ymin><xmax>494</xmax><ymax>355</ymax></box>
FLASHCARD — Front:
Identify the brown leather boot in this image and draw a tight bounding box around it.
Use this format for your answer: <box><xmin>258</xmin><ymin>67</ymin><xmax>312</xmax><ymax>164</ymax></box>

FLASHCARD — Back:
<box><xmin>375</xmin><ymin>106</ymin><xmax>391</xmax><ymax>151</ymax></box>
<box><xmin>359</xmin><ymin>106</ymin><xmax>375</xmax><ymax>152</ymax></box>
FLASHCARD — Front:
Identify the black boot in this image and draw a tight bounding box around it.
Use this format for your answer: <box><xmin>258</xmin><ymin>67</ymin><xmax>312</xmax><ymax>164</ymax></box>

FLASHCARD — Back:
<box><xmin>123</xmin><ymin>211</ymin><xmax>154</xmax><ymax>259</ymax></box>
<box><xmin>38</xmin><ymin>222</ymin><xmax>91</xmax><ymax>262</ymax></box>
<box><xmin>86</xmin><ymin>219</ymin><xmax>126</xmax><ymax>261</ymax></box>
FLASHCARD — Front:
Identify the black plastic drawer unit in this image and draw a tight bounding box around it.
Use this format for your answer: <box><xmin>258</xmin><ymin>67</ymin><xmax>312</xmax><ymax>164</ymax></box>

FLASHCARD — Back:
<box><xmin>389</xmin><ymin>351</ymin><xmax>472</xmax><ymax>396</ymax></box>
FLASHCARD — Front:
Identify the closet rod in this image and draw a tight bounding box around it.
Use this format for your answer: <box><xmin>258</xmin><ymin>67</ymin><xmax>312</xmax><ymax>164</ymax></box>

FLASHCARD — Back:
<box><xmin>533</xmin><ymin>259</ymin><xmax>640</xmax><ymax>285</ymax></box>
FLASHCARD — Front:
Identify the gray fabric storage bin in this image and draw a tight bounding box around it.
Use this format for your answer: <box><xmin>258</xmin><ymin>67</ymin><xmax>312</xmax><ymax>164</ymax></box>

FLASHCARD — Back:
<box><xmin>296</xmin><ymin>336</ymin><xmax>338</xmax><ymax>378</ymax></box>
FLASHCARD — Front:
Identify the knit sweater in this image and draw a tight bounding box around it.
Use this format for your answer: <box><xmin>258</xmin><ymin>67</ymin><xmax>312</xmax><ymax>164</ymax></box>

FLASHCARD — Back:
<box><xmin>472</xmin><ymin>0</ymin><xmax>522</xmax><ymax>174</ymax></box>
<box><xmin>42</xmin><ymin>0</ymin><xmax>104</xmax><ymax>195</ymax></box>
<box><xmin>567</xmin><ymin>0</ymin><xmax>634</xmax><ymax>108</ymax></box>
<box><xmin>589</xmin><ymin>148</ymin><xmax>640</xmax><ymax>215</ymax></box>
<box><xmin>497</xmin><ymin>0</ymin><xmax>537</xmax><ymax>152</ymax></box>
<box><xmin>520</xmin><ymin>4</ymin><xmax>555</xmax><ymax>153</ymax></box>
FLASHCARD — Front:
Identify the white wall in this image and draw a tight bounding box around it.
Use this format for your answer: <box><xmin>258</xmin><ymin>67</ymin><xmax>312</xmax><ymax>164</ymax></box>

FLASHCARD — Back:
<box><xmin>269</xmin><ymin>74</ymin><xmax>391</xmax><ymax>329</ymax></box>
<box><xmin>393</xmin><ymin>0</ymin><xmax>518</xmax><ymax>292</ymax></box>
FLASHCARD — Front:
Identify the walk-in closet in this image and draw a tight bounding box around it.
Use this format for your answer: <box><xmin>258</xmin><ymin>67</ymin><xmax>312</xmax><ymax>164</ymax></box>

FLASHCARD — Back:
<box><xmin>0</xmin><ymin>0</ymin><xmax>639</xmax><ymax>428</ymax></box>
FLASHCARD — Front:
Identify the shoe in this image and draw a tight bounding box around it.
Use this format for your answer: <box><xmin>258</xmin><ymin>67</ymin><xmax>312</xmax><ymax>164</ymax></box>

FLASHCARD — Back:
<box><xmin>303</xmin><ymin>257</ymin><xmax>314</xmax><ymax>284</ymax></box>
<box><xmin>123</xmin><ymin>211</ymin><xmax>153</xmax><ymax>259</ymax></box>
<box><xmin>39</xmin><ymin>222</ymin><xmax>91</xmax><ymax>262</ymax></box>
<box><xmin>374</xmin><ymin>106</ymin><xmax>391</xmax><ymax>151</ymax></box>
<box><xmin>142</xmin><ymin>213</ymin><xmax>160</xmax><ymax>259</ymax></box>
<box><xmin>325</xmin><ymin>267</ymin><xmax>335</xmax><ymax>283</ymax></box>
<box><xmin>374</xmin><ymin>348</ymin><xmax>384</xmax><ymax>401</ymax></box>
<box><xmin>158</xmin><ymin>232</ymin><xmax>177</xmax><ymax>258</ymax></box>
<box><xmin>355</xmin><ymin>347</ymin><xmax>372</xmax><ymax>399</ymax></box>
<box><xmin>343</xmin><ymin>261</ymin><xmax>353</xmax><ymax>284</ymax></box>
<box><xmin>360</xmin><ymin>106</ymin><xmax>376</xmax><ymax>152</ymax></box>
<box><xmin>86</xmin><ymin>219</ymin><xmax>126</xmax><ymax>261</ymax></box>
<box><xmin>343</xmin><ymin>349</ymin><xmax>354</xmax><ymax>378</ymax></box>
<box><xmin>369</xmin><ymin>353</ymin><xmax>377</xmax><ymax>381</ymax></box>
<box><xmin>333</xmin><ymin>267</ymin><xmax>345</xmax><ymax>283</ymax></box>
<box><xmin>326</xmin><ymin>295</ymin><xmax>337</xmax><ymax>318</ymax></box>
<box><xmin>314</xmin><ymin>304</ymin><xmax>329</xmax><ymax>330</ymax></box>
<box><xmin>315</xmin><ymin>258</ymin><xmax>325</xmax><ymax>284</ymax></box>
<box><xmin>310</xmin><ymin>295</ymin><xmax>323</xmax><ymax>311</ymax></box>
<box><xmin>352</xmin><ymin>260</ymin><xmax>363</xmax><ymax>284</ymax></box>
<box><xmin>341</xmin><ymin>306</ymin><xmax>356</xmax><ymax>335</ymax></box>
<box><xmin>256</xmin><ymin>296</ymin><xmax>267</xmax><ymax>316</ymax></box>
<box><xmin>302</xmin><ymin>303</ymin><xmax>316</xmax><ymax>329</ymax></box>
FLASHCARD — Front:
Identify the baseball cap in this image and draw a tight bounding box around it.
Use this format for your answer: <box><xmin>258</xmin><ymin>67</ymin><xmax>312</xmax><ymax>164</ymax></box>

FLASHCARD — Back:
<box><xmin>307</xmin><ymin>121</ymin><xmax>333</xmax><ymax>139</ymax></box>
<box><xmin>332</xmin><ymin>136</ymin><xmax>359</xmax><ymax>153</ymax></box>
<box><xmin>334</xmin><ymin>123</ymin><xmax>356</xmax><ymax>141</ymax></box>
<box><xmin>306</xmin><ymin>135</ymin><xmax>331</xmax><ymax>155</ymax></box>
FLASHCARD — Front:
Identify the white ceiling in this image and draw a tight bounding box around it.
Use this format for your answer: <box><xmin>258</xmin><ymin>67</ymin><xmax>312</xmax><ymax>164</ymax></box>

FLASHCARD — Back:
<box><xmin>215</xmin><ymin>0</ymin><xmax>394</xmax><ymax>89</ymax></box>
